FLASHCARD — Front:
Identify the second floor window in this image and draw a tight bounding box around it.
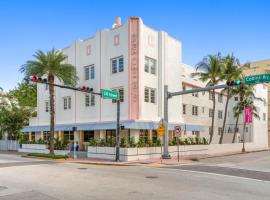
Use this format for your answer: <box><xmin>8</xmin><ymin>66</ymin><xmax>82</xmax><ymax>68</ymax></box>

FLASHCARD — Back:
<box><xmin>218</xmin><ymin>94</ymin><xmax>223</xmax><ymax>103</ymax></box>
<box><xmin>145</xmin><ymin>57</ymin><xmax>156</xmax><ymax>75</ymax></box>
<box><xmin>63</xmin><ymin>97</ymin><xmax>71</xmax><ymax>110</ymax></box>
<box><xmin>209</xmin><ymin>109</ymin><xmax>214</xmax><ymax>117</ymax></box>
<box><xmin>183</xmin><ymin>104</ymin><xmax>186</xmax><ymax>115</ymax></box>
<box><xmin>111</xmin><ymin>56</ymin><xmax>124</xmax><ymax>74</ymax></box>
<box><xmin>85</xmin><ymin>65</ymin><xmax>95</xmax><ymax>80</ymax></box>
<box><xmin>144</xmin><ymin>87</ymin><xmax>156</xmax><ymax>104</ymax></box>
<box><xmin>192</xmin><ymin>106</ymin><xmax>198</xmax><ymax>116</ymax></box>
<box><xmin>45</xmin><ymin>101</ymin><xmax>49</xmax><ymax>112</ymax></box>
<box><xmin>112</xmin><ymin>88</ymin><xmax>124</xmax><ymax>103</ymax></box>
<box><xmin>209</xmin><ymin>91</ymin><xmax>215</xmax><ymax>101</ymax></box>
<box><xmin>218</xmin><ymin>110</ymin><xmax>223</xmax><ymax>119</ymax></box>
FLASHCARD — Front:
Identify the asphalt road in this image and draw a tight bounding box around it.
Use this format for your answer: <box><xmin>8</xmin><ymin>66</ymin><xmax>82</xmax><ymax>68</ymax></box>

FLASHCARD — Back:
<box><xmin>0</xmin><ymin>151</ymin><xmax>270</xmax><ymax>199</ymax></box>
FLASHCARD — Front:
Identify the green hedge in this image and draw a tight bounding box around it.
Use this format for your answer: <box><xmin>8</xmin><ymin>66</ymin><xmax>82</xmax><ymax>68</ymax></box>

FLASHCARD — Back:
<box><xmin>28</xmin><ymin>153</ymin><xmax>68</xmax><ymax>159</ymax></box>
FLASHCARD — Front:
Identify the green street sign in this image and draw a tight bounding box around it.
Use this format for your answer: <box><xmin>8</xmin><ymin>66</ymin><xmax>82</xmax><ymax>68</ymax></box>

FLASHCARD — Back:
<box><xmin>101</xmin><ymin>89</ymin><xmax>120</xmax><ymax>100</ymax></box>
<box><xmin>245</xmin><ymin>74</ymin><xmax>270</xmax><ymax>85</ymax></box>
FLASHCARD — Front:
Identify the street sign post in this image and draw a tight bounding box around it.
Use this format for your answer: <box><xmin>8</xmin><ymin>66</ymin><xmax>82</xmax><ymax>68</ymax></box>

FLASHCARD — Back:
<box><xmin>174</xmin><ymin>125</ymin><xmax>182</xmax><ymax>163</ymax></box>
<box><xmin>244</xmin><ymin>74</ymin><xmax>270</xmax><ymax>85</ymax></box>
<box><xmin>101</xmin><ymin>89</ymin><xmax>120</xmax><ymax>100</ymax></box>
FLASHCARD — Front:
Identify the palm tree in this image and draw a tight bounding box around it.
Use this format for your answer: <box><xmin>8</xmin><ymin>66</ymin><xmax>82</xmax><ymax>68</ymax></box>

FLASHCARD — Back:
<box><xmin>192</xmin><ymin>53</ymin><xmax>223</xmax><ymax>143</ymax></box>
<box><xmin>231</xmin><ymin>84</ymin><xmax>261</xmax><ymax>143</ymax></box>
<box><xmin>218</xmin><ymin>54</ymin><xmax>243</xmax><ymax>144</ymax></box>
<box><xmin>20</xmin><ymin>49</ymin><xmax>78</xmax><ymax>154</ymax></box>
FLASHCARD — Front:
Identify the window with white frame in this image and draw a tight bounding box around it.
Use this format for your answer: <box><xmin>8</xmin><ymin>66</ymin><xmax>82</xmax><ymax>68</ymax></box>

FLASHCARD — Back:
<box><xmin>234</xmin><ymin>96</ymin><xmax>239</xmax><ymax>101</ymax></box>
<box><xmin>192</xmin><ymin>105</ymin><xmax>198</xmax><ymax>116</ymax></box>
<box><xmin>85</xmin><ymin>94</ymin><xmax>90</xmax><ymax>107</ymax></box>
<box><xmin>209</xmin><ymin>91</ymin><xmax>215</xmax><ymax>100</ymax></box>
<box><xmin>45</xmin><ymin>101</ymin><xmax>49</xmax><ymax>112</ymax></box>
<box><xmin>218</xmin><ymin>127</ymin><xmax>223</xmax><ymax>135</ymax></box>
<box><xmin>63</xmin><ymin>96</ymin><xmax>71</xmax><ymax>110</ymax></box>
<box><xmin>183</xmin><ymin>104</ymin><xmax>186</xmax><ymax>115</ymax></box>
<box><xmin>218</xmin><ymin>93</ymin><xmax>223</xmax><ymax>103</ymax></box>
<box><xmin>145</xmin><ymin>57</ymin><xmax>156</xmax><ymax>75</ymax></box>
<box><xmin>112</xmin><ymin>88</ymin><xmax>124</xmax><ymax>103</ymax></box>
<box><xmin>111</xmin><ymin>56</ymin><xmax>124</xmax><ymax>74</ymax></box>
<box><xmin>85</xmin><ymin>65</ymin><xmax>95</xmax><ymax>80</ymax></box>
<box><xmin>209</xmin><ymin>109</ymin><xmax>214</xmax><ymax>117</ymax></box>
<box><xmin>218</xmin><ymin>110</ymin><xmax>223</xmax><ymax>119</ymax></box>
<box><xmin>90</xmin><ymin>94</ymin><xmax>95</xmax><ymax>106</ymax></box>
<box><xmin>144</xmin><ymin>87</ymin><xmax>156</xmax><ymax>104</ymax></box>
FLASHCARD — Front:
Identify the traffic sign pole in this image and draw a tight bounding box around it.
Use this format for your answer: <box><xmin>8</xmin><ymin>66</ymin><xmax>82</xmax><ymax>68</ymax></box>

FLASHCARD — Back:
<box><xmin>116</xmin><ymin>100</ymin><xmax>120</xmax><ymax>162</ymax></box>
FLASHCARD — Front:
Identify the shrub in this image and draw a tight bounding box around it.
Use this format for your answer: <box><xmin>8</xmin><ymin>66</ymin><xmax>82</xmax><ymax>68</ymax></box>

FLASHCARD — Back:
<box><xmin>97</xmin><ymin>138</ymin><xmax>106</xmax><ymax>147</ymax></box>
<box><xmin>107</xmin><ymin>137</ymin><xmax>116</xmax><ymax>147</ymax></box>
<box><xmin>54</xmin><ymin>138</ymin><xmax>69</xmax><ymax>150</ymax></box>
<box><xmin>128</xmin><ymin>137</ymin><xmax>136</xmax><ymax>148</ymax></box>
<box><xmin>137</xmin><ymin>137</ymin><xmax>145</xmax><ymax>148</ymax></box>
<box><xmin>145</xmin><ymin>138</ymin><xmax>154</xmax><ymax>147</ymax></box>
<box><xmin>202</xmin><ymin>137</ymin><xmax>208</xmax><ymax>145</ymax></box>
<box><xmin>120</xmin><ymin>137</ymin><xmax>129</xmax><ymax>148</ymax></box>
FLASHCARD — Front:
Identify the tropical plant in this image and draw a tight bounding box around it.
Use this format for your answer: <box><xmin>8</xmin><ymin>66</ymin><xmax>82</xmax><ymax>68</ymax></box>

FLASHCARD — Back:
<box><xmin>232</xmin><ymin>89</ymin><xmax>261</xmax><ymax>143</ymax></box>
<box><xmin>20</xmin><ymin>49</ymin><xmax>78</xmax><ymax>154</ymax></box>
<box><xmin>128</xmin><ymin>137</ymin><xmax>136</xmax><ymax>148</ymax></box>
<box><xmin>137</xmin><ymin>137</ymin><xmax>145</xmax><ymax>148</ymax></box>
<box><xmin>120</xmin><ymin>137</ymin><xmax>129</xmax><ymax>148</ymax></box>
<box><xmin>219</xmin><ymin>54</ymin><xmax>244</xmax><ymax>144</ymax></box>
<box><xmin>89</xmin><ymin>138</ymin><xmax>97</xmax><ymax>146</ymax></box>
<box><xmin>192</xmin><ymin>53</ymin><xmax>224</xmax><ymax>143</ymax></box>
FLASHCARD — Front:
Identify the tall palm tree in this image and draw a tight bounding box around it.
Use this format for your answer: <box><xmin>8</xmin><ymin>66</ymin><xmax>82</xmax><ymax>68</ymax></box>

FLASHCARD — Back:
<box><xmin>192</xmin><ymin>53</ymin><xmax>223</xmax><ymax>143</ymax></box>
<box><xmin>218</xmin><ymin>54</ymin><xmax>243</xmax><ymax>144</ymax></box>
<box><xmin>231</xmin><ymin>84</ymin><xmax>261</xmax><ymax>143</ymax></box>
<box><xmin>20</xmin><ymin>49</ymin><xmax>78</xmax><ymax>154</ymax></box>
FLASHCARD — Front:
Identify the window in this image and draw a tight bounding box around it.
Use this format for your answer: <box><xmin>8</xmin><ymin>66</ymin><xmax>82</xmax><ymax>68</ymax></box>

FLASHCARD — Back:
<box><xmin>192</xmin><ymin>106</ymin><xmax>198</xmax><ymax>116</ymax></box>
<box><xmin>91</xmin><ymin>94</ymin><xmax>95</xmax><ymax>106</ymax></box>
<box><xmin>263</xmin><ymin>113</ymin><xmax>266</xmax><ymax>121</ymax></box>
<box><xmin>45</xmin><ymin>84</ymin><xmax>49</xmax><ymax>91</ymax></box>
<box><xmin>192</xmin><ymin>131</ymin><xmax>200</xmax><ymax>137</ymax></box>
<box><xmin>111</xmin><ymin>56</ymin><xmax>124</xmax><ymax>74</ymax></box>
<box><xmin>183</xmin><ymin>104</ymin><xmax>186</xmax><ymax>115</ymax></box>
<box><xmin>234</xmin><ymin>96</ymin><xmax>239</xmax><ymax>101</ymax></box>
<box><xmin>144</xmin><ymin>87</ymin><xmax>156</xmax><ymax>104</ymax></box>
<box><xmin>85</xmin><ymin>65</ymin><xmax>95</xmax><ymax>80</ymax></box>
<box><xmin>31</xmin><ymin>132</ymin><xmax>35</xmax><ymax>141</ymax></box>
<box><xmin>112</xmin><ymin>88</ymin><xmax>124</xmax><ymax>103</ymax></box>
<box><xmin>218</xmin><ymin>110</ymin><xmax>223</xmax><ymax>119</ymax></box>
<box><xmin>150</xmin><ymin>89</ymin><xmax>156</xmax><ymax>103</ymax></box>
<box><xmin>63</xmin><ymin>97</ymin><xmax>71</xmax><ymax>110</ymax></box>
<box><xmin>64</xmin><ymin>131</ymin><xmax>74</xmax><ymax>141</ymax></box>
<box><xmin>84</xmin><ymin>131</ymin><xmax>94</xmax><ymax>141</ymax></box>
<box><xmin>209</xmin><ymin>109</ymin><xmax>214</xmax><ymax>117</ymax></box>
<box><xmin>90</xmin><ymin>65</ymin><xmax>95</xmax><ymax>79</ymax></box>
<box><xmin>209</xmin><ymin>91</ymin><xmax>214</xmax><ymax>100</ymax></box>
<box><xmin>45</xmin><ymin>101</ymin><xmax>49</xmax><ymax>112</ymax></box>
<box><xmin>218</xmin><ymin>94</ymin><xmax>223</xmax><ymax>103</ymax></box>
<box><xmin>43</xmin><ymin>131</ymin><xmax>50</xmax><ymax>141</ymax></box>
<box><xmin>85</xmin><ymin>94</ymin><xmax>90</xmax><ymax>107</ymax></box>
<box><xmin>85</xmin><ymin>66</ymin><xmax>90</xmax><ymax>80</ymax></box>
<box><xmin>145</xmin><ymin>57</ymin><xmax>156</xmax><ymax>75</ymax></box>
<box><xmin>218</xmin><ymin>127</ymin><xmax>223</xmax><ymax>135</ymax></box>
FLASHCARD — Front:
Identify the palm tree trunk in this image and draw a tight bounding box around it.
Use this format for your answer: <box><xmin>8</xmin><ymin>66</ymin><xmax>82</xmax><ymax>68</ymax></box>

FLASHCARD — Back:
<box><xmin>209</xmin><ymin>90</ymin><xmax>216</xmax><ymax>144</ymax></box>
<box><xmin>232</xmin><ymin>115</ymin><xmax>239</xmax><ymax>143</ymax></box>
<box><xmin>219</xmin><ymin>91</ymin><xmax>230</xmax><ymax>144</ymax></box>
<box><xmin>48</xmin><ymin>74</ymin><xmax>55</xmax><ymax>155</ymax></box>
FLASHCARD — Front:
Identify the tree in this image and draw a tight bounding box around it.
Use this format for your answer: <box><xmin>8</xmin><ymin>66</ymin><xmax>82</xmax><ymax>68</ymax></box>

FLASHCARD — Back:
<box><xmin>192</xmin><ymin>53</ymin><xmax>223</xmax><ymax>143</ymax></box>
<box><xmin>20</xmin><ymin>49</ymin><xmax>78</xmax><ymax>154</ymax></box>
<box><xmin>218</xmin><ymin>54</ymin><xmax>243</xmax><ymax>144</ymax></box>
<box><xmin>232</xmin><ymin>84</ymin><xmax>261</xmax><ymax>143</ymax></box>
<box><xmin>9</xmin><ymin>81</ymin><xmax>37</xmax><ymax>108</ymax></box>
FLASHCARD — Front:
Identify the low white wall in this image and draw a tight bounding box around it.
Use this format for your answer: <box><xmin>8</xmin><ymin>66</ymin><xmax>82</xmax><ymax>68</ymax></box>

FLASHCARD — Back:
<box><xmin>88</xmin><ymin>143</ymin><xmax>269</xmax><ymax>162</ymax></box>
<box><xmin>19</xmin><ymin>144</ymin><xmax>70</xmax><ymax>156</ymax></box>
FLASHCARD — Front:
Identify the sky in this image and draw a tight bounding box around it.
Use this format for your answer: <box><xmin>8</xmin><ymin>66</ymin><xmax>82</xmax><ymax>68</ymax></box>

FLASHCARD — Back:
<box><xmin>0</xmin><ymin>0</ymin><xmax>269</xmax><ymax>91</ymax></box>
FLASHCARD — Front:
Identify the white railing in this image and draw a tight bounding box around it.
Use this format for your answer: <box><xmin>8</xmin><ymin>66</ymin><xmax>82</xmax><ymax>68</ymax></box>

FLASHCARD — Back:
<box><xmin>0</xmin><ymin>140</ymin><xmax>20</xmax><ymax>151</ymax></box>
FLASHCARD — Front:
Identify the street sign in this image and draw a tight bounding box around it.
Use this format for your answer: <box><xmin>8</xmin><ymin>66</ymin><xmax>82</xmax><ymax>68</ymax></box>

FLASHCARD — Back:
<box><xmin>174</xmin><ymin>126</ymin><xmax>181</xmax><ymax>137</ymax></box>
<box><xmin>101</xmin><ymin>89</ymin><xmax>120</xmax><ymax>100</ymax></box>
<box><xmin>244</xmin><ymin>106</ymin><xmax>253</xmax><ymax>124</ymax></box>
<box><xmin>244</xmin><ymin>74</ymin><xmax>270</xmax><ymax>85</ymax></box>
<box><xmin>157</xmin><ymin>124</ymin><xmax>166</xmax><ymax>137</ymax></box>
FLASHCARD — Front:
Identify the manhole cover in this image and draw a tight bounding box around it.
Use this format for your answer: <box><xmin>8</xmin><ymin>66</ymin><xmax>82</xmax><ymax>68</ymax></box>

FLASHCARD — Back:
<box><xmin>145</xmin><ymin>176</ymin><xmax>159</xmax><ymax>179</ymax></box>
<box><xmin>77</xmin><ymin>168</ymin><xmax>87</xmax><ymax>170</ymax></box>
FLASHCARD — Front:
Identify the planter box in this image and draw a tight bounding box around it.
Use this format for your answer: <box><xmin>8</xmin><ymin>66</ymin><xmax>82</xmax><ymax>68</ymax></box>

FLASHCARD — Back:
<box><xmin>54</xmin><ymin>150</ymin><xmax>70</xmax><ymax>156</ymax></box>
<box><xmin>18</xmin><ymin>148</ymin><xmax>49</xmax><ymax>154</ymax></box>
<box><xmin>22</xmin><ymin>144</ymin><xmax>48</xmax><ymax>150</ymax></box>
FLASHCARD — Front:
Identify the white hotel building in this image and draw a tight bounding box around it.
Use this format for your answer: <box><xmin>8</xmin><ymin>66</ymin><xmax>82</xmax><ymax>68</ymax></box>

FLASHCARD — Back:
<box><xmin>23</xmin><ymin>17</ymin><xmax>268</xmax><ymax>149</ymax></box>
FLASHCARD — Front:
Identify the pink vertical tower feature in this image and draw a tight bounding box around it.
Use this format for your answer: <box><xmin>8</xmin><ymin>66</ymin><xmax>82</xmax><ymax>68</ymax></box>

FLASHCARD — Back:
<box><xmin>128</xmin><ymin>17</ymin><xmax>140</xmax><ymax>120</ymax></box>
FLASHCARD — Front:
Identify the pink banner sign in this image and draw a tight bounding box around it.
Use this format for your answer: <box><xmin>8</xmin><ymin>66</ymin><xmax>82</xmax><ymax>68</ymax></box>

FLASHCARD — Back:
<box><xmin>244</xmin><ymin>106</ymin><xmax>253</xmax><ymax>124</ymax></box>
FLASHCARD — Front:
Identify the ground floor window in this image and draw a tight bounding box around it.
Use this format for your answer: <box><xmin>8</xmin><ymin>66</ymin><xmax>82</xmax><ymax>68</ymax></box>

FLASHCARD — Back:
<box><xmin>43</xmin><ymin>131</ymin><xmax>50</xmax><ymax>141</ymax></box>
<box><xmin>139</xmin><ymin>130</ymin><xmax>149</xmax><ymax>142</ymax></box>
<box><xmin>152</xmin><ymin>130</ymin><xmax>158</xmax><ymax>143</ymax></box>
<box><xmin>106</xmin><ymin>130</ymin><xmax>116</xmax><ymax>142</ymax></box>
<box><xmin>31</xmin><ymin>132</ymin><xmax>35</xmax><ymax>141</ymax></box>
<box><xmin>84</xmin><ymin>131</ymin><xmax>94</xmax><ymax>141</ymax></box>
<box><xmin>64</xmin><ymin>131</ymin><xmax>74</xmax><ymax>141</ymax></box>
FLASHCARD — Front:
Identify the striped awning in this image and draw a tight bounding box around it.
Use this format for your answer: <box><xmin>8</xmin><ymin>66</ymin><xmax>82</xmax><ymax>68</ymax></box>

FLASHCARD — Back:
<box><xmin>22</xmin><ymin>121</ymin><xmax>205</xmax><ymax>132</ymax></box>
